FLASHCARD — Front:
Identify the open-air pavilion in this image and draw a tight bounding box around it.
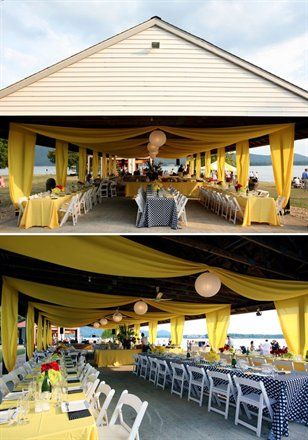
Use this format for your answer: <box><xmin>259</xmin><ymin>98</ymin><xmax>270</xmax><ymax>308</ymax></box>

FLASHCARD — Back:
<box><xmin>0</xmin><ymin>17</ymin><xmax>307</xmax><ymax>232</ymax></box>
<box><xmin>0</xmin><ymin>236</ymin><xmax>307</xmax><ymax>439</ymax></box>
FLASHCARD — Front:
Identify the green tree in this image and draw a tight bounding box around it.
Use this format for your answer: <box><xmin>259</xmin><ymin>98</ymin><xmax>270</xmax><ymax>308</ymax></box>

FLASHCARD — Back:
<box><xmin>0</xmin><ymin>138</ymin><xmax>8</xmax><ymax>169</ymax></box>
<box><xmin>47</xmin><ymin>149</ymin><xmax>79</xmax><ymax>168</ymax></box>
<box><xmin>101</xmin><ymin>329</ymin><xmax>114</xmax><ymax>340</ymax></box>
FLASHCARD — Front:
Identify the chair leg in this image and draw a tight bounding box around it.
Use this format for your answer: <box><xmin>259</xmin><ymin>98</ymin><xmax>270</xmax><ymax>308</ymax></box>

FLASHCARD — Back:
<box><xmin>256</xmin><ymin>405</ymin><xmax>263</xmax><ymax>437</ymax></box>
<box><xmin>235</xmin><ymin>399</ymin><xmax>240</xmax><ymax>426</ymax></box>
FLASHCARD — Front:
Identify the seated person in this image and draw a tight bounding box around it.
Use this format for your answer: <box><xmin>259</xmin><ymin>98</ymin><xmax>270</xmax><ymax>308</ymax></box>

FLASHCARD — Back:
<box><xmin>85</xmin><ymin>173</ymin><xmax>93</xmax><ymax>186</ymax></box>
<box><xmin>46</xmin><ymin>178</ymin><xmax>56</xmax><ymax>192</ymax></box>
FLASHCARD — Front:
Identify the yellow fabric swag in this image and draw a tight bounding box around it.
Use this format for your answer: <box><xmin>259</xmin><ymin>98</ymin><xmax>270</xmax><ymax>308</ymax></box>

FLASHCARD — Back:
<box><xmin>217</xmin><ymin>147</ymin><xmax>225</xmax><ymax>181</ymax></box>
<box><xmin>170</xmin><ymin>316</ymin><xmax>185</xmax><ymax>346</ymax></box>
<box><xmin>78</xmin><ymin>147</ymin><xmax>87</xmax><ymax>182</ymax></box>
<box><xmin>92</xmin><ymin>151</ymin><xmax>99</xmax><ymax>178</ymax></box>
<box><xmin>55</xmin><ymin>140</ymin><xmax>68</xmax><ymax>187</ymax></box>
<box><xmin>205</xmin><ymin>150</ymin><xmax>211</xmax><ymax>178</ymax></box>
<box><xmin>26</xmin><ymin>303</ymin><xmax>35</xmax><ymax>359</ymax></box>
<box><xmin>37</xmin><ymin>313</ymin><xmax>43</xmax><ymax>351</ymax></box>
<box><xmin>236</xmin><ymin>140</ymin><xmax>249</xmax><ymax>187</ymax></box>
<box><xmin>148</xmin><ymin>321</ymin><xmax>158</xmax><ymax>344</ymax></box>
<box><xmin>1</xmin><ymin>281</ymin><xmax>18</xmax><ymax>371</ymax></box>
<box><xmin>206</xmin><ymin>305</ymin><xmax>231</xmax><ymax>351</ymax></box>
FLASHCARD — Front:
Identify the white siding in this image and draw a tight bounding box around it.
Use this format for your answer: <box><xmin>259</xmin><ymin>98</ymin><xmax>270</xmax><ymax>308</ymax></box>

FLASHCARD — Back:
<box><xmin>0</xmin><ymin>26</ymin><xmax>307</xmax><ymax>116</ymax></box>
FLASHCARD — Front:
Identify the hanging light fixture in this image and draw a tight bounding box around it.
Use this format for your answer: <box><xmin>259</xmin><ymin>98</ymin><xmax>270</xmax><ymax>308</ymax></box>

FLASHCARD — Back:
<box><xmin>147</xmin><ymin>142</ymin><xmax>159</xmax><ymax>154</ymax></box>
<box><xmin>149</xmin><ymin>130</ymin><xmax>166</xmax><ymax>147</ymax></box>
<box><xmin>93</xmin><ymin>321</ymin><xmax>100</xmax><ymax>328</ymax></box>
<box><xmin>100</xmin><ymin>318</ymin><xmax>108</xmax><ymax>326</ymax></box>
<box><xmin>112</xmin><ymin>310</ymin><xmax>123</xmax><ymax>323</ymax></box>
<box><xmin>149</xmin><ymin>152</ymin><xmax>157</xmax><ymax>159</ymax></box>
<box><xmin>134</xmin><ymin>300</ymin><xmax>148</xmax><ymax>315</ymax></box>
<box><xmin>195</xmin><ymin>272</ymin><xmax>221</xmax><ymax>297</ymax></box>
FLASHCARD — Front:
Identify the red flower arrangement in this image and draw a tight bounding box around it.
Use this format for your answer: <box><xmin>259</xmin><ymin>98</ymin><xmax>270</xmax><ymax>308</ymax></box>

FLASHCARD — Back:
<box><xmin>217</xmin><ymin>181</ymin><xmax>223</xmax><ymax>185</ymax></box>
<box><xmin>55</xmin><ymin>185</ymin><xmax>64</xmax><ymax>191</ymax></box>
<box><xmin>41</xmin><ymin>361</ymin><xmax>60</xmax><ymax>372</ymax></box>
<box><xmin>219</xmin><ymin>344</ymin><xmax>230</xmax><ymax>353</ymax></box>
<box><xmin>270</xmin><ymin>347</ymin><xmax>288</xmax><ymax>356</ymax></box>
<box><xmin>234</xmin><ymin>183</ymin><xmax>242</xmax><ymax>192</ymax></box>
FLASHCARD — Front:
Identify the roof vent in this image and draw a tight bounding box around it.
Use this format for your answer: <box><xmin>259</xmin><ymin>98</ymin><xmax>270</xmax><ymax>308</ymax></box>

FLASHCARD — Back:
<box><xmin>151</xmin><ymin>42</ymin><xmax>160</xmax><ymax>49</ymax></box>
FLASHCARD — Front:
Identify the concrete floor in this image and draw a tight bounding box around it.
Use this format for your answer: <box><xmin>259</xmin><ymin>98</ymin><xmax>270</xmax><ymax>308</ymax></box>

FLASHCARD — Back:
<box><xmin>0</xmin><ymin>198</ymin><xmax>306</xmax><ymax>233</ymax></box>
<box><xmin>98</xmin><ymin>366</ymin><xmax>306</xmax><ymax>440</ymax></box>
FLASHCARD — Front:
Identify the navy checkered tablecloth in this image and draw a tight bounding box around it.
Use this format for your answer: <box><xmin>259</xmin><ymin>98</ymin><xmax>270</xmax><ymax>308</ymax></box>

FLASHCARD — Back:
<box><xmin>147</xmin><ymin>355</ymin><xmax>308</xmax><ymax>440</ymax></box>
<box><xmin>137</xmin><ymin>191</ymin><xmax>178</xmax><ymax>229</ymax></box>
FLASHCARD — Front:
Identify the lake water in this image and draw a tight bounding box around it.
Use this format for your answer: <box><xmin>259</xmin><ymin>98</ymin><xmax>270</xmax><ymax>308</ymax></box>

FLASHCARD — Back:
<box><xmin>0</xmin><ymin>165</ymin><xmax>307</xmax><ymax>182</ymax></box>
<box><xmin>156</xmin><ymin>337</ymin><xmax>286</xmax><ymax>350</ymax></box>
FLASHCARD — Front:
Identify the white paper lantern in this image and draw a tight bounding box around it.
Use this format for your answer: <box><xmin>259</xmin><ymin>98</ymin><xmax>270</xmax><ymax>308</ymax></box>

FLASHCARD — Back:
<box><xmin>195</xmin><ymin>272</ymin><xmax>221</xmax><ymax>297</ymax></box>
<box><xmin>149</xmin><ymin>130</ymin><xmax>166</xmax><ymax>147</ymax></box>
<box><xmin>113</xmin><ymin>311</ymin><xmax>123</xmax><ymax>323</ymax></box>
<box><xmin>134</xmin><ymin>301</ymin><xmax>148</xmax><ymax>315</ymax></box>
<box><xmin>93</xmin><ymin>321</ymin><xmax>100</xmax><ymax>328</ymax></box>
<box><xmin>100</xmin><ymin>318</ymin><xmax>108</xmax><ymax>326</ymax></box>
<box><xmin>147</xmin><ymin>142</ymin><xmax>159</xmax><ymax>154</ymax></box>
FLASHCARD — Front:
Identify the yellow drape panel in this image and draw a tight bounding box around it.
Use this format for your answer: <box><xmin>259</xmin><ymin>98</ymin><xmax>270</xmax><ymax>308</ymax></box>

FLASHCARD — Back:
<box><xmin>236</xmin><ymin>140</ymin><xmax>249</xmax><ymax>187</ymax></box>
<box><xmin>37</xmin><ymin>314</ymin><xmax>43</xmax><ymax>351</ymax></box>
<box><xmin>205</xmin><ymin>150</ymin><xmax>211</xmax><ymax>178</ymax></box>
<box><xmin>170</xmin><ymin>316</ymin><xmax>185</xmax><ymax>346</ymax></box>
<box><xmin>102</xmin><ymin>153</ymin><xmax>107</xmax><ymax>178</ymax></box>
<box><xmin>134</xmin><ymin>324</ymin><xmax>140</xmax><ymax>338</ymax></box>
<box><xmin>112</xmin><ymin>156</ymin><xmax>117</xmax><ymax>174</ymax></box>
<box><xmin>8</xmin><ymin>125</ymin><xmax>36</xmax><ymax>206</ymax></box>
<box><xmin>78</xmin><ymin>147</ymin><xmax>87</xmax><ymax>182</ymax></box>
<box><xmin>0</xmin><ymin>236</ymin><xmax>206</xmax><ymax>278</ymax></box>
<box><xmin>55</xmin><ymin>140</ymin><xmax>68</xmax><ymax>187</ymax></box>
<box><xmin>206</xmin><ymin>305</ymin><xmax>231</xmax><ymax>351</ymax></box>
<box><xmin>1</xmin><ymin>281</ymin><xmax>18</xmax><ymax>371</ymax></box>
<box><xmin>195</xmin><ymin>153</ymin><xmax>201</xmax><ymax>179</ymax></box>
<box><xmin>108</xmin><ymin>155</ymin><xmax>112</xmax><ymax>176</ymax></box>
<box><xmin>92</xmin><ymin>151</ymin><xmax>99</xmax><ymax>178</ymax></box>
<box><xmin>190</xmin><ymin>156</ymin><xmax>195</xmax><ymax>175</ymax></box>
<box><xmin>10</xmin><ymin>122</ymin><xmax>293</xmax><ymax>158</ymax></box>
<box><xmin>148</xmin><ymin>321</ymin><xmax>158</xmax><ymax>344</ymax></box>
<box><xmin>270</xmin><ymin>125</ymin><xmax>294</xmax><ymax>208</ymax></box>
<box><xmin>26</xmin><ymin>303</ymin><xmax>35</xmax><ymax>359</ymax></box>
<box><xmin>42</xmin><ymin>318</ymin><xmax>48</xmax><ymax>349</ymax></box>
<box><xmin>217</xmin><ymin>147</ymin><xmax>225</xmax><ymax>181</ymax></box>
<box><xmin>47</xmin><ymin>322</ymin><xmax>52</xmax><ymax>346</ymax></box>
<box><xmin>275</xmin><ymin>296</ymin><xmax>308</xmax><ymax>357</ymax></box>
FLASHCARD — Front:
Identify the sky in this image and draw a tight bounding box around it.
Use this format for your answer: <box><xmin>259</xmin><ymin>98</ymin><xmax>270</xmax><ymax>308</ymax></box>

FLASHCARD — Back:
<box><xmin>0</xmin><ymin>0</ymin><xmax>307</xmax><ymax>156</ymax></box>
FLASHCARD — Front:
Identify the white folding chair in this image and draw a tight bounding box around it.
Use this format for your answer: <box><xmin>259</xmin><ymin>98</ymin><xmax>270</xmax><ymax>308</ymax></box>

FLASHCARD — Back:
<box><xmin>135</xmin><ymin>193</ymin><xmax>145</xmax><ymax>226</ymax></box>
<box><xmin>110</xmin><ymin>182</ymin><xmax>117</xmax><ymax>197</ymax></box>
<box><xmin>176</xmin><ymin>195</ymin><xmax>188</xmax><ymax>225</ymax></box>
<box><xmin>98</xmin><ymin>390</ymin><xmax>148</xmax><ymax>440</ymax></box>
<box><xmin>59</xmin><ymin>194</ymin><xmax>79</xmax><ymax>227</ymax></box>
<box><xmin>0</xmin><ymin>378</ymin><xmax>11</xmax><ymax>396</ymax></box>
<box><xmin>187</xmin><ymin>365</ymin><xmax>208</xmax><ymax>406</ymax></box>
<box><xmin>156</xmin><ymin>359</ymin><xmax>172</xmax><ymax>390</ymax></box>
<box><xmin>92</xmin><ymin>381</ymin><xmax>115</xmax><ymax>427</ymax></box>
<box><xmin>234</xmin><ymin>376</ymin><xmax>275</xmax><ymax>437</ymax></box>
<box><xmin>273</xmin><ymin>359</ymin><xmax>294</xmax><ymax>371</ymax></box>
<box><xmin>229</xmin><ymin>196</ymin><xmax>243</xmax><ymax>224</ymax></box>
<box><xmin>170</xmin><ymin>362</ymin><xmax>188</xmax><ymax>398</ymax></box>
<box><xmin>99</xmin><ymin>181</ymin><xmax>109</xmax><ymax>201</ymax></box>
<box><xmin>132</xmin><ymin>354</ymin><xmax>141</xmax><ymax>376</ymax></box>
<box><xmin>85</xmin><ymin>373</ymin><xmax>100</xmax><ymax>401</ymax></box>
<box><xmin>139</xmin><ymin>356</ymin><xmax>149</xmax><ymax>380</ymax></box>
<box><xmin>207</xmin><ymin>370</ymin><xmax>235</xmax><ymax>419</ymax></box>
<box><xmin>17</xmin><ymin>196</ymin><xmax>28</xmax><ymax>226</ymax></box>
<box><xmin>148</xmin><ymin>357</ymin><xmax>158</xmax><ymax>385</ymax></box>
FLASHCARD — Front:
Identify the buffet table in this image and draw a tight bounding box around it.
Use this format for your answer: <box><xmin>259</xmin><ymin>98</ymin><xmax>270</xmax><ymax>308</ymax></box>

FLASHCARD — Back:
<box><xmin>202</xmin><ymin>184</ymin><xmax>280</xmax><ymax>227</ymax></box>
<box><xmin>125</xmin><ymin>181</ymin><xmax>204</xmax><ymax>198</ymax></box>
<box><xmin>20</xmin><ymin>194</ymin><xmax>72</xmax><ymax>229</ymax></box>
<box><xmin>94</xmin><ymin>349</ymin><xmax>141</xmax><ymax>367</ymax></box>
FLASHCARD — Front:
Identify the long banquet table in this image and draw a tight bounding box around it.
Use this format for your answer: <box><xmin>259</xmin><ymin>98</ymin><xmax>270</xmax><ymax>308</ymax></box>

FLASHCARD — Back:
<box><xmin>94</xmin><ymin>348</ymin><xmax>141</xmax><ymax>367</ymax></box>
<box><xmin>20</xmin><ymin>194</ymin><xmax>73</xmax><ymax>229</ymax></box>
<box><xmin>146</xmin><ymin>354</ymin><xmax>308</xmax><ymax>440</ymax></box>
<box><xmin>202</xmin><ymin>184</ymin><xmax>280</xmax><ymax>227</ymax></box>
<box><xmin>0</xmin><ymin>362</ymin><xmax>98</xmax><ymax>440</ymax></box>
<box><xmin>125</xmin><ymin>181</ymin><xmax>204</xmax><ymax>198</ymax></box>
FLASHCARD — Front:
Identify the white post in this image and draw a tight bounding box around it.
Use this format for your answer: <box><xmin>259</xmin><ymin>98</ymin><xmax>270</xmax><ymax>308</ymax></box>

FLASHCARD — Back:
<box><xmin>128</xmin><ymin>158</ymin><xmax>136</xmax><ymax>174</ymax></box>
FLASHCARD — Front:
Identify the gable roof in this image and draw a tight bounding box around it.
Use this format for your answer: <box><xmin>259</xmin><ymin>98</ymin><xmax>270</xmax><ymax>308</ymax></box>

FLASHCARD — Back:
<box><xmin>0</xmin><ymin>16</ymin><xmax>307</xmax><ymax>101</ymax></box>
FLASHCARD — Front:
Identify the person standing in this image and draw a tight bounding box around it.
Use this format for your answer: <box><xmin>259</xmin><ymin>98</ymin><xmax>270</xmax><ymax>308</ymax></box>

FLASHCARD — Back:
<box><xmin>141</xmin><ymin>332</ymin><xmax>148</xmax><ymax>353</ymax></box>
<box><xmin>301</xmin><ymin>168</ymin><xmax>308</xmax><ymax>190</ymax></box>
<box><xmin>262</xmin><ymin>339</ymin><xmax>271</xmax><ymax>355</ymax></box>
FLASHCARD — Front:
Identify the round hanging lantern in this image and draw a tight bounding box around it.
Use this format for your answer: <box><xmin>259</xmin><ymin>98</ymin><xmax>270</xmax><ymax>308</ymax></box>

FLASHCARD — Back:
<box><xmin>113</xmin><ymin>311</ymin><xmax>123</xmax><ymax>323</ymax></box>
<box><xmin>93</xmin><ymin>321</ymin><xmax>100</xmax><ymax>328</ymax></box>
<box><xmin>195</xmin><ymin>272</ymin><xmax>221</xmax><ymax>297</ymax></box>
<box><xmin>149</xmin><ymin>130</ymin><xmax>166</xmax><ymax>147</ymax></box>
<box><xmin>147</xmin><ymin>142</ymin><xmax>159</xmax><ymax>154</ymax></box>
<box><xmin>134</xmin><ymin>301</ymin><xmax>148</xmax><ymax>315</ymax></box>
<box><xmin>100</xmin><ymin>318</ymin><xmax>108</xmax><ymax>326</ymax></box>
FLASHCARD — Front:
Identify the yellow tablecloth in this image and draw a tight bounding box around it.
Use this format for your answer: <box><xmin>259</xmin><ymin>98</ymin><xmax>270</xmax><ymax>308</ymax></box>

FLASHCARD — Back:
<box><xmin>20</xmin><ymin>195</ymin><xmax>72</xmax><ymax>229</ymax></box>
<box><xmin>203</xmin><ymin>184</ymin><xmax>280</xmax><ymax>227</ymax></box>
<box><xmin>125</xmin><ymin>181</ymin><xmax>204</xmax><ymax>198</ymax></box>
<box><xmin>0</xmin><ymin>380</ymin><xmax>98</xmax><ymax>440</ymax></box>
<box><xmin>94</xmin><ymin>349</ymin><xmax>141</xmax><ymax>367</ymax></box>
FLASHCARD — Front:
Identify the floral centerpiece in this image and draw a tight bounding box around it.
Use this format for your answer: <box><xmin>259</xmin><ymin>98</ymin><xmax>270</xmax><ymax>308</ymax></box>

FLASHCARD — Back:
<box><xmin>270</xmin><ymin>346</ymin><xmax>289</xmax><ymax>357</ymax></box>
<box><xmin>38</xmin><ymin>361</ymin><xmax>62</xmax><ymax>392</ymax></box>
<box><xmin>52</xmin><ymin>185</ymin><xmax>65</xmax><ymax>195</ymax></box>
<box><xmin>206</xmin><ymin>177</ymin><xmax>215</xmax><ymax>186</ymax></box>
<box><xmin>234</xmin><ymin>182</ymin><xmax>242</xmax><ymax>192</ymax></box>
<box><xmin>219</xmin><ymin>344</ymin><xmax>230</xmax><ymax>353</ymax></box>
<box><xmin>217</xmin><ymin>180</ymin><xmax>223</xmax><ymax>186</ymax></box>
<box><xmin>151</xmin><ymin>345</ymin><xmax>166</xmax><ymax>355</ymax></box>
